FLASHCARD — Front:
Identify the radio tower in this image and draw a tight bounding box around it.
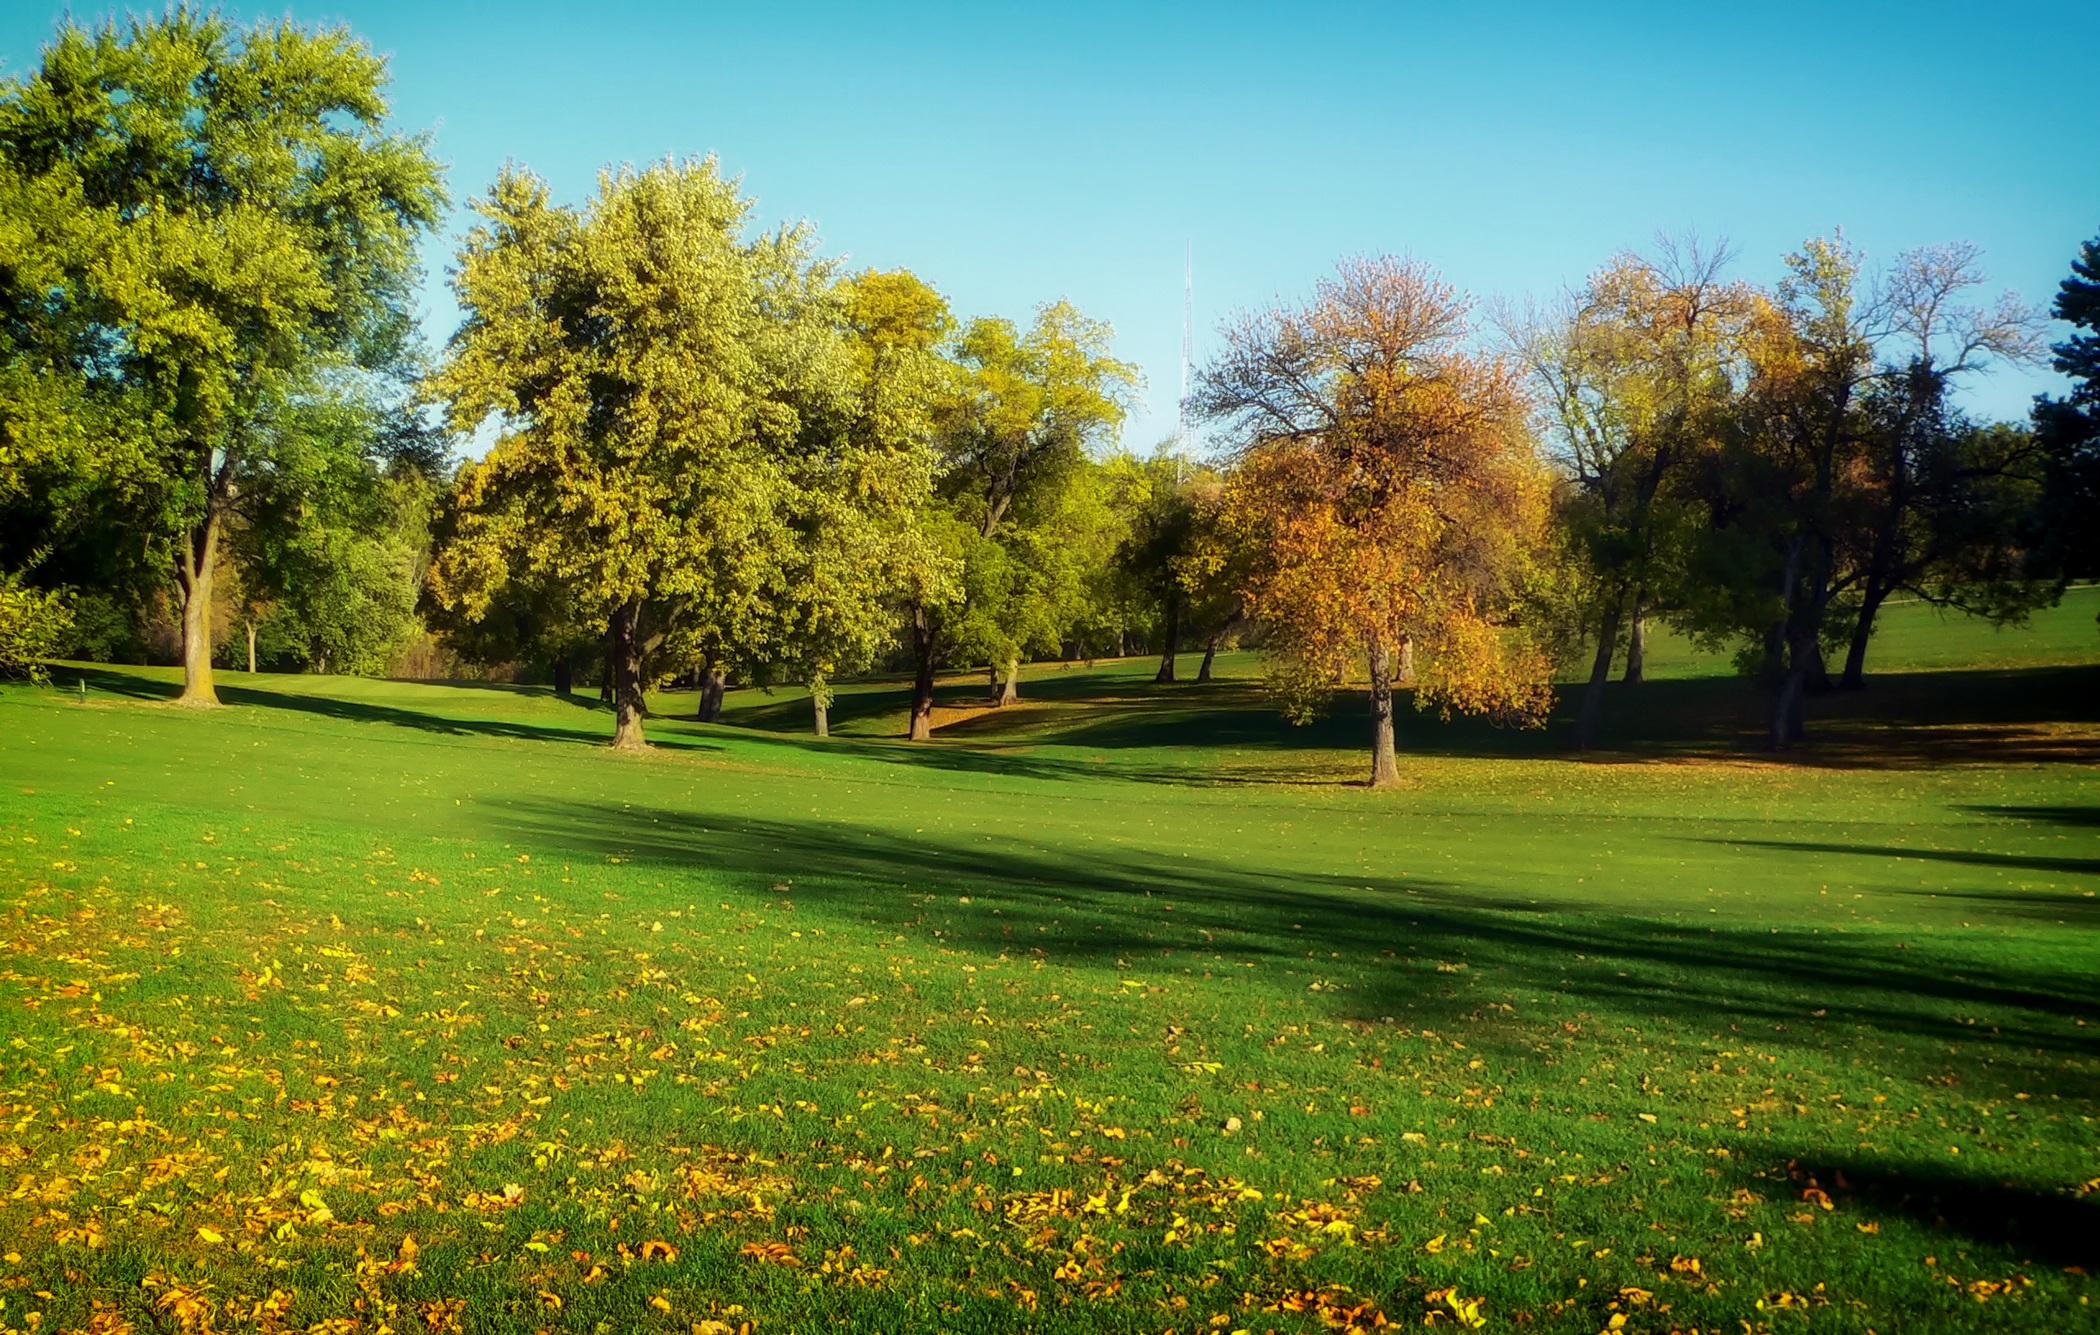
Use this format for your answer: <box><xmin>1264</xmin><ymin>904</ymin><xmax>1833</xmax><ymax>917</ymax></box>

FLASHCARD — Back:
<box><xmin>1178</xmin><ymin>242</ymin><xmax>1192</xmax><ymax>445</ymax></box>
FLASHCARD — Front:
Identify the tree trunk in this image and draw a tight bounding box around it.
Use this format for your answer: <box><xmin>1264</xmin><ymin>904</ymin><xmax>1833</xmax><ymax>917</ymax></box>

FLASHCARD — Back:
<box><xmin>1396</xmin><ymin>635</ymin><xmax>1415</xmax><ymax>684</ymax></box>
<box><xmin>998</xmin><ymin>657</ymin><xmax>1019</xmax><ymax>706</ymax></box>
<box><xmin>553</xmin><ymin>650</ymin><xmax>573</xmax><ymax>697</ymax></box>
<box><xmin>1804</xmin><ymin>639</ymin><xmax>1832</xmax><ymax>694</ymax></box>
<box><xmin>1622</xmin><ymin>596</ymin><xmax>1646</xmax><ymax>684</ymax></box>
<box><xmin>1770</xmin><ymin>629</ymin><xmax>1815</xmax><ymax>751</ymax></box>
<box><xmin>1840</xmin><ymin>581</ymin><xmax>1889</xmax><ymax>690</ymax></box>
<box><xmin>1196</xmin><ymin>636</ymin><xmax>1218</xmax><ymax>683</ymax></box>
<box><xmin>1115</xmin><ymin>627</ymin><xmax>1127</xmax><ymax>658</ymax></box>
<box><xmin>245</xmin><ymin>620</ymin><xmax>257</xmax><ymax>675</ymax></box>
<box><xmin>1571</xmin><ymin>597</ymin><xmax>1622</xmax><ymax>752</ymax></box>
<box><xmin>908</xmin><ymin>602</ymin><xmax>936</xmax><ymax>741</ymax></box>
<box><xmin>812</xmin><ymin>688</ymin><xmax>829</xmax><ymax>738</ymax></box>
<box><xmin>1154</xmin><ymin>597</ymin><xmax>1180</xmax><ymax>683</ymax></box>
<box><xmin>175</xmin><ymin>509</ymin><xmax>222</xmax><ymax>706</ymax></box>
<box><xmin>1760</xmin><ymin>621</ymin><xmax>1786</xmax><ymax>686</ymax></box>
<box><xmin>608</xmin><ymin>599</ymin><xmax>648</xmax><ymax>751</ymax></box>
<box><xmin>1367</xmin><ymin>636</ymin><xmax>1400</xmax><ymax>789</ymax></box>
<box><xmin>698</xmin><ymin>665</ymin><xmax>725</xmax><ymax>722</ymax></box>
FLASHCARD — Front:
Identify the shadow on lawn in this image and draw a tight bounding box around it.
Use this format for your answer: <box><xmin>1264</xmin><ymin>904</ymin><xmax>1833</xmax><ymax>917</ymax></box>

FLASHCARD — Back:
<box><xmin>1711</xmin><ymin>838</ymin><xmax>2100</xmax><ymax>880</ymax></box>
<box><xmin>67</xmin><ymin>660</ymin><xmax>2100</xmax><ymax>777</ymax></box>
<box><xmin>72</xmin><ymin>666</ymin><xmax>726</xmax><ymax>754</ymax></box>
<box><xmin>736</xmin><ymin>663</ymin><xmax>2100</xmax><ymax>773</ymax></box>
<box><xmin>488</xmin><ymin>798</ymin><xmax>2100</xmax><ymax>1083</ymax></box>
<box><xmin>1755</xmin><ymin>1146</ymin><xmax>2100</xmax><ymax>1269</ymax></box>
<box><xmin>1965</xmin><ymin>804</ymin><xmax>2100</xmax><ymax>829</ymax></box>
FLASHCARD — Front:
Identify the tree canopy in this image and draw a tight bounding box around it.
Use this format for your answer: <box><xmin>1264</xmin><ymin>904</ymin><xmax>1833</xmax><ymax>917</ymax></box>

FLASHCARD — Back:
<box><xmin>0</xmin><ymin>10</ymin><xmax>446</xmax><ymax>704</ymax></box>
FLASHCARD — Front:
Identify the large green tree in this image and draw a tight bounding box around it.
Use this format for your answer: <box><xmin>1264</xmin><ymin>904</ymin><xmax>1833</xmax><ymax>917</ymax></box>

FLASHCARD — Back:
<box><xmin>430</xmin><ymin>161</ymin><xmax>818</xmax><ymax>749</ymax></box>
<box><xmin>0</xmin><ymin>11</ymin><xmax>445</xmax><ymax>704</ymax></box>
<box><xmin>432</xmin><ymin>163</ymin><xmax>946</xmax><ymax>748</ymax></box>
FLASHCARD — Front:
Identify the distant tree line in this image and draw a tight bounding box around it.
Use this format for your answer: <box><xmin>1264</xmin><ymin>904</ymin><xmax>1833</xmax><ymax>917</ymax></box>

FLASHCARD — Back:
<box><xmin>2</xmin><ymin>12</ymin><xmax>2095</xmax><ymax>783</ymax></box>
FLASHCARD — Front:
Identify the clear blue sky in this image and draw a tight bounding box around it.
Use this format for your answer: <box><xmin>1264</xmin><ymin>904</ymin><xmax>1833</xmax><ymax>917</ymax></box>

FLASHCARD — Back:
<box><xmin>5</xmin><ymin>1</ymin><xmax>2095</xmax><ymax>447</ymax></box>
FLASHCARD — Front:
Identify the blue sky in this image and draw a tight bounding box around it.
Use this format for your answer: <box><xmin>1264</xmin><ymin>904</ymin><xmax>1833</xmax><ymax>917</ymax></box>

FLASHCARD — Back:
<box><xmin>5</xmin><ymin>1</ymin><xmax>2095</xmax><ymax>447</ymax></box>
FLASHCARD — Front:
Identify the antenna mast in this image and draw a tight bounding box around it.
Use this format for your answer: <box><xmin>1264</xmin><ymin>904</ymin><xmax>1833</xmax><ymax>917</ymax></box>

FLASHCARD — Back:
<box><xmin>1178</xmin><ymin>242</ymin><xmax>1192</xmax><ymax>444</ymax></box>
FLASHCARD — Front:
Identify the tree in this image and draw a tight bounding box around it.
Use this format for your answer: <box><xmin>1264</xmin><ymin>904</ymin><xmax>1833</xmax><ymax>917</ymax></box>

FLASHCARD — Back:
<box><xmin>1193</xmin><ymin>257</ymin><xmax>1554</xmax><ymax>787</ymax></box>
<box><xmin>1503</xmin><ymin>239</ymin><xmax>1757</xmax><ymax>748</ymax></box>
<box><xmin>1107</xmin><ymin>448</ymin><xmax>1219</xmax><ymax>682</ymax></box>
<box><xmin>0</xmin><ymin>570</ymin><xmax>69</xmax><ymax>680</ymax></box>
<box><xmin>1171</xmin><ymin>468</ymin><xmax>1252</xmax><ymax>684</ymax></box>
<box><xmin>1836</xmin><ymin>242</ymin><xmax>2043</xmax><ymax>686</ymax></box>
<box><xmin>233</xmin><ymin>435</ymin><xmax>438</xmax><ymax>676</ymax></box>
<box><xmin>0</xmin><ymin>12</ymin><xmax>446</xmax><ymax>705</ymax></box>
<box><xmin>0</xmin><ymin>143</ymin><xmax>141</xmax><ymax>610</ymax></box>
<box><xmin>907</xmin><ymin>302</ymin><xmax>1136</xmax><ymax>737</ymax></box>
<box><xmin>1670</xmin><ymin>236</ymin><xmax>2042</xmax><ymax>746</ymax></box>
<box><xmin>755</xmin><ymin>269</ymin><xmax>956</xmax><ymax>736</ymax></box>
<box><xmin>2034</xmin><ymin>231</ymin><xmax>2100</xmax><ymax>600</ymax></box>
<box><xmin>430</xmin><ymin>161</ymin><xmax>834</xmax><ymax>750</ymax></box>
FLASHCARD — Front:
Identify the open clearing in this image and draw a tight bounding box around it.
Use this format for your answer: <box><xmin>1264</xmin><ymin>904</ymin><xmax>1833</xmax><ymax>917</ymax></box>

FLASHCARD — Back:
<box><xmin>1</xmin><ymin>593</ymin><xmax>2096</xmax><ymax>1334</ymax></box>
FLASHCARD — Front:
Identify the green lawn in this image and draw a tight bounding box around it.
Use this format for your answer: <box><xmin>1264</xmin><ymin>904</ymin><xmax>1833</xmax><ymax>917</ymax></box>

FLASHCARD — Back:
<box><xmin>1</xmin><ymin>593</ymin><xmax>2096</xmax><ymax>1334</ymax></box>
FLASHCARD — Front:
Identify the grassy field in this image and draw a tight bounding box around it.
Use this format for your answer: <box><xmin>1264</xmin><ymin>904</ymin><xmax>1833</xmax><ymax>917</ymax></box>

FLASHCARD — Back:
<box><xmin>0</xmin><ymin>592</ymin><xmax>2095</xmax><ymax>1334</ymax></box>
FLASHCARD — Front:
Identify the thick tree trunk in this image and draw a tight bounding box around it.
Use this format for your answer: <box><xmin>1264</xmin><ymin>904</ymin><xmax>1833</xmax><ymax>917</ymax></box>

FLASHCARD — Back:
<box><xmin>908</xmin><ymin>602</ymin><xmax>936</xmax><ymax>741</ymax></box>
<box><xmin>1769</xmin><ymin>630</ymin><xmax>1815</xmax><ymax>751</ymax></box>
<box><xmin>1196</xmin><ymin>636</ymin><xmax>1218</xmax><ymax>683</ymax></box>
<box><xmin>1623</xmin><ymin>596</ymin><xmax>1646</xmax><ymax>685</ymax></box>
<box><xmin>1367</xmin><ymin>636</ymin><xmax>1400</xmax><ymax>789</ymax></box>
<box><xmin>176</xmin><ymin>510</ymin><xmax>222</xmax><ymax>706</ymax></box>
<box><xmin>1803</xmin><ymin>639</ymin><xmax>1832</xmax><ymax>694</ymax></box>
<box><xmin>1154</xmin><ymin>597</ymin><xmax>1180</xmax><ymax>683</ymax></box>
<box><xmin>1571</xmin><ymin>597</ymin><xmax>1622</xmax><ymax>752</ymax></box>
<box><xmin>244</xmin><ymin>620</ymin><xmax>257</xmax><ymax>675</ymax></box>
<box><xmin>998</xmin><ymin>657</ymin><xmax>1019</xmax><ymax>706</ymax></box>
<box><xmin>1771</xmin><ymin>559</ymin><xmax>1833</xmax><ymax>748</ymax></box>
<box><xmin>1396</xmin><ymin>635</ymin><xmax>1415</xmax><ymax>684</ymax></box>
<box><xmin>608</xmin><ymin>599</ymin><xmax>648</xmax><ymax>751</ymax></box>
<box><xmin>553</xmin><ymin>651</ymin><xmax>573</xmax><ymax>697</ymax></box>
<box><xmin>812</xmin><ymin>688</ymin><xmax>829</xmax><ymax>738</ymax></box>
<box><xmin>1840</xmin><ymin>581</ymin><xmax>1889</xmax><ymax>690</ymax></box>
<box><xmin>1114</xmin><ymin>627</ymin><xmax>1127</xmax><ymax>658</ymax></box>
<box><xmin>698</xmin><ymin>667</ymin><xmax>725</xmax><ymax>722</ymax></box>
<box><xmin>1760</xmin><ymin>622</ymin><xmax>1786</xmax><ymax>686</ymax></box>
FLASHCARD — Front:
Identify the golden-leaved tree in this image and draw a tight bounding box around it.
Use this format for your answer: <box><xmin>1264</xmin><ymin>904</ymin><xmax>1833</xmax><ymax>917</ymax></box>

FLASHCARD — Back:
<box><xmin>1192</xmin><ymin>257</ymin><xmax>1553</xmax><ymax>787</ymax></box>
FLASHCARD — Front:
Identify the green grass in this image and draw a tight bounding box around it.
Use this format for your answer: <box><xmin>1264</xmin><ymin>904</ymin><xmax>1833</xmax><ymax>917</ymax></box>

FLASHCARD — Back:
<box><xmin>0</xmin><ymin>593</ymin><xmax>2096</xmax><ymax>1334</ymax></box>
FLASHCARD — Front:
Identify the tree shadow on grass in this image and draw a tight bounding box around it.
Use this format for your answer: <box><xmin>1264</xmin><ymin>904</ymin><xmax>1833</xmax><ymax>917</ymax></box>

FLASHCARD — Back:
<box><xmin>71</xmin><ymin>666</ymin><xmax>726</xmax><ymax>754</ymax></box>
<box><xmin>1752</xmin><ymin>1145</ymin><xmax>2100</xmax><ymax>1269</ymax></box>
<box><xmin>485</xmin><ymin>798</ymin><xmax>2100</xmax><ymax>1087</ymax></box>
<box><xmin>1710</xmin><ymin>838</ymin><xmax>2100</xmax><ymax>880</ymax></box>
<box><xmin>1963</xmin><ymin>804</ymin><xmax>2100</xmax><ymax>829</ymax></box>
<box><xmin>733</xmin><ymin>664</ymin><xmax>2100</xmax><ymax>774</ymax></box>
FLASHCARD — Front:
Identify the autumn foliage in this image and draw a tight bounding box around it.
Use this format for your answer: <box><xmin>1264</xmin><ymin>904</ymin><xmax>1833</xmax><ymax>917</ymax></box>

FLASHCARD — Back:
<box><xmin>1194</xmin><ymin>258</ymin><xmax>1555</xmax><ymax>785</ymax></box>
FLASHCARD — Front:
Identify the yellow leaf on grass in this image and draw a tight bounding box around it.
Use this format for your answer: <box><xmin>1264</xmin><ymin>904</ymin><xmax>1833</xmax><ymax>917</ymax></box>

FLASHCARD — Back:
<box><xmin>197</xmin><ymin>1226</ymin><xmax>225</xmax><ymax>1243</ymax></box>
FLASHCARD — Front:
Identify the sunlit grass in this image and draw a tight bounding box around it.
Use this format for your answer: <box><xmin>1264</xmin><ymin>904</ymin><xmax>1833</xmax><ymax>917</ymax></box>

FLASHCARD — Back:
<box><xmin>0</xmin><ymin>593</ymin><xmax>2095</xmax><ymax>1332</ymax></box>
